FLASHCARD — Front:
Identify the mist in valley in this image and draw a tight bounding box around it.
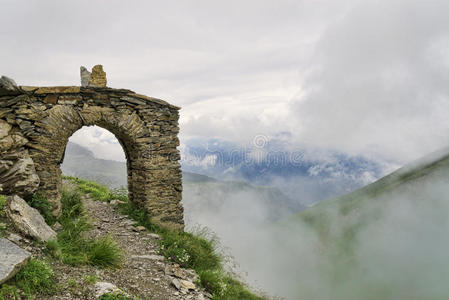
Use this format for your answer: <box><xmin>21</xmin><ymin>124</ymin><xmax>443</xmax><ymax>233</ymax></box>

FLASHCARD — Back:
<box><xmin>183</xmin><ymin>170</ymin><xmax>449</xmax><ymax>300</ymax></box>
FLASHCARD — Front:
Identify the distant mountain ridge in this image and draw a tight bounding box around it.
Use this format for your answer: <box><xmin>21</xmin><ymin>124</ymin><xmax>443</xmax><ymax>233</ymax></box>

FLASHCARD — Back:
<box><xmin>180</xmin><ymin>137</ymin><xmax>389</xmax><ymax>205</ymax></box>
<box><xmin>61</xmin><ymin>142</ymin><xmax>218</xmax><ymax>186</ymax></box>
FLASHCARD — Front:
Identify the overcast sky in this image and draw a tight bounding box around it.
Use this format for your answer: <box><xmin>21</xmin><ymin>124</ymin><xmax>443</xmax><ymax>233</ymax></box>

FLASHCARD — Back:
<box><xmin>2</xmin><ymin>0</ymin><xmax>449</xmax><ymax>163</ymax></box>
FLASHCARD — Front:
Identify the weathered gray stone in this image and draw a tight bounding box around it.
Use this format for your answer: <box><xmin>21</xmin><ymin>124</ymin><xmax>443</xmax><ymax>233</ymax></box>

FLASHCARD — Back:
<box><xmin>6</xmin><ymin>195</ymin><xmax>57</xmax><ymax>242</ymax></box>
<box><xmin>171</xmin><ymin>278</ymin><xmax>182</xmax><ymax>290</ymax></box>
<box><xmin>80</xmin><ymin>66</ymin><xmax>91</xmax><ymax>87</ymax></box>
<box><xmin>94</xmin><ymin>282</ymin><xmax>121</xmax><ymax>298</ymax></box>
<box><xmin>6</xmin><ymin>233</ymin><xmax>22</xmax><ymax>244</ymax></box>
<box><xmin>148</xmin><ymin>233</ymin><xmax>161</xmax><ymax>240</ymax></box>
<box><xmin>131</xmin><ymin>254</ymin><xmax>165</xmax><ymax>261</ymax></box>
<box><xmin>0</xmin><ymin>237</ymin><xmax>31</xmax><ymax>284</ymax></box>
<box><xmin>0</xmin><ymin>76</ymin><xmax>20</xmax><ymax>96</ymax></box>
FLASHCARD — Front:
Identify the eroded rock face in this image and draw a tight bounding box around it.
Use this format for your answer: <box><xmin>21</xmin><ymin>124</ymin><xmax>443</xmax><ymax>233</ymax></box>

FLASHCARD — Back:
<box><xmin>0</xmin><ymin>237</ymin><xmax>31</xmax><ymax>285</ymax></box>
<box><xmin>0</xmin><ymin>70</ymin><xmax>184</xmax><ymax>230</ymax></box>
<box><xmin>6</xmin><ymin>195</ymin><xmax>57</xmax><ymax>242</ymax></box>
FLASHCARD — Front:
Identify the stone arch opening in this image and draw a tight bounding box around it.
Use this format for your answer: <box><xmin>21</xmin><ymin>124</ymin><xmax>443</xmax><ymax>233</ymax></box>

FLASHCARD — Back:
<box><xmin>0</xmin><ymin>71</ymin><xmax>183</xmax><ymax>230</ymax></box>
<box><xmin>62</xmin><ymin>126</ymin><xmax>127</xmax><ymax>188</ymax></box>
<box><xmin>34</xmin><ymin>104</ymin><xmax>150</xmax><ymax>216</ymax></box>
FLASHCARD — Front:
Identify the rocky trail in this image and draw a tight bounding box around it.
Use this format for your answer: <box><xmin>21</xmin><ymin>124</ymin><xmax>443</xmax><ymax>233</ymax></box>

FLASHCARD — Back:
<box><xmin>2</xmin><ymin>190</ymin><xmax>210</xmax><ymax>300</ymax></box>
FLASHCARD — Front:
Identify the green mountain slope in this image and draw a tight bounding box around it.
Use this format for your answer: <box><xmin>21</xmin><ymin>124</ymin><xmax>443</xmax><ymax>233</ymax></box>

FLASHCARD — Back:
<box><xmin>278</xmin><ymin>147</ymin><xmax>449</xmax><ymax>300</ymax></box>
<box><xmin>295</xmin><ymin>146</ymin><xmax>449</xmax><ymax>237</ymax></box>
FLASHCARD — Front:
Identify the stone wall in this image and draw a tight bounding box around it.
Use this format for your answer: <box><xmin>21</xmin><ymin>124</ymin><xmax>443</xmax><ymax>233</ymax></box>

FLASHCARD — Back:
<box><xmin>0</xmin><ymin>71</ymin><xmax>183</xmax><ymax>230</ymax></box>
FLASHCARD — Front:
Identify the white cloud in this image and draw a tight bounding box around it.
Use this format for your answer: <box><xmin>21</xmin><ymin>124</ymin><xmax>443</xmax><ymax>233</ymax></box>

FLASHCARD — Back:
<box><xmin>1</xmin><ymin>0</ymin><xmax>449</xmax><ymax>163</ymax></box>
<box><xmin>69</xmin><ymin>126</ymin><xmax>126</xmax><ymax>162</ymax></box>
<box><xmin>289</xmin><ymin>0</ymin><xmax>449</xmax><ymax>162</ymax></box>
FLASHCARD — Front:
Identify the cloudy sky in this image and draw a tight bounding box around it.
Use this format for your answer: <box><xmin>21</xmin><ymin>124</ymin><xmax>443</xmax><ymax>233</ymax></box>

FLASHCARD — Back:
<box><xmin>2</xmin><ymin>0</ymin><xmax>449</xmax><ymax>163</ymax></box>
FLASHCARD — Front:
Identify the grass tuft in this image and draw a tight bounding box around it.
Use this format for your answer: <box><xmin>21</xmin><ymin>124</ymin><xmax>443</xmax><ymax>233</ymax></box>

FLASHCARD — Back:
<box><xmin>87</xmin><ymin>236</ymin><xmax>122</xmax><ymax>268</ymax></box>
<box><xmin>14</xmin><ymin>259</ymin><xmax>56</xmax><ymax>297</ymax></box>
<box><xmin>0</xmin><ymin>283</ymin><xmax>20</xmax><ymax>299</ymax></box>
<box><xmin>28</xmin><ymin>192</ymin><xmax>57</xmax><ymax>225</ymax></box>
<box><xmin>98</xmin><ymin>292</ymin><xmax>131</xmax><ymax>300</ymax></box>
<box><xmin>82</xmin><ymin>274</ymin><xmax>99</xmax><ymax>284</ymax></box>
<box><xmin>45</xmin><ymin>186</ymin><xmax>122</xmax><ymax>268</ymax></box>
<box><xmin>0</xmin><ymin>194</ymin><xmax>6</xmax><ymax>217</ymax></box>
<box><xmin>0</xmin><ymin>194</ymin><xmax>6</xmax><ymax>237</ymax></box>
<box><xmin>117</xmin><ymin>200</ymin><xmax>159</xmax><ymax>232</ymax></box>
<box><xmin>159</xmin><ymin>230</ymin><xmax>221</xmax><ymax>271</ymax></box>
<box><xmin>62</xmin><ymin>176</ymin><xmax>128</xmax><ymax>203</ymax></box>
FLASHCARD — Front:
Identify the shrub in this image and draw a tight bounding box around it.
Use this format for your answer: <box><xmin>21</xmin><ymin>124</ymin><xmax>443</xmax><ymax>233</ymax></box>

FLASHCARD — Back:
<box><xmin>28</xmin><ymin>193</ymin><xmax>56</xmax><ymax>225</ymax></box>
<box><xmin>15</xmin><ymin>259</ymin><xmax>56</xmax><ymax>296</ymax></box>
<box><xmin>159</xmin><ymin>230</ymin><xmax>221</xmax><ymax>271</ymax></box>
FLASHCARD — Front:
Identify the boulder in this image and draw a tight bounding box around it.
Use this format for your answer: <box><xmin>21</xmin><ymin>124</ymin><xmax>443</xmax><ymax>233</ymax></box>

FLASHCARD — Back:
<box><xmin>0</xmin><ymin>76</ymin><xmax>20</xmax><ymax>96</ymax></box>
<box><xmin>0</xmin><ymin>149</ymin><xmax>40</xmax><ymax>197</ymax></box>
<box><xmin>94</xmin><ymin>282</ymin><xmax>121</xmax><ymax>298</ymax></box>
<box><xmin>6</xmin><ymin>195</ymin><xmax>56</xmax><ymax>242</ymax></box>
<box><xmin>0</xmin><ymin>237</ymin><xmax>31</xmax><ymax>284</ymax></box>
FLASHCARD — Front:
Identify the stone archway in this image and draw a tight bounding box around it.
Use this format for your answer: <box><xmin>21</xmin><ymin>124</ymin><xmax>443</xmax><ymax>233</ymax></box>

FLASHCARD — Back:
<box><xmin>0</xmin><ymin>68</ymin><xmax>183</xmax><ymax>230</ymax></box>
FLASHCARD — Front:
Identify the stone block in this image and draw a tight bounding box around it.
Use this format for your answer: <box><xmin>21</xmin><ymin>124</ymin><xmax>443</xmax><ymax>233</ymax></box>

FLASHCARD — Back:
<box><xmin>6</xmin><ymin>195</ymin><xmax>57</xmax><ymax>242</ymax></box>
<box><xmin>0</xmin><ymin>238</ymin><xmax>31</xmax><ymax>285</ymax></box>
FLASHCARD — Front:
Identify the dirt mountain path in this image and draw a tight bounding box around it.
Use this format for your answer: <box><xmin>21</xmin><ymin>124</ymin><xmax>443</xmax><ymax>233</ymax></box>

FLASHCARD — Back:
<box><xmin>46</xmin><ymin>193</ymin><xmax>208</xmax><ymax>300</ymax></box>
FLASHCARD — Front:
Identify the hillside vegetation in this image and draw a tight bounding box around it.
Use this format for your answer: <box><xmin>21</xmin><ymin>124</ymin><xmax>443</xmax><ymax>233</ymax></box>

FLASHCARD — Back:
<box><xmin>278</xmin><ymin>147</ymin><xmax>449</xmax><ymax>299</ymax></box>
<box><xmin>296</xmin><ymin>147</ymin><xmax>449</xmax><ymax>238</ymax></box>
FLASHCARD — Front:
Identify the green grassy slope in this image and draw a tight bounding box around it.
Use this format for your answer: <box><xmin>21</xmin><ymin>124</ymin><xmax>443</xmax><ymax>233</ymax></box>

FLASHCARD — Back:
<box><xmin>277</xmin><ymin>147</ymin><xmax>449</xmax><ymax>300</ymax></box>
<box><xmin>294</xmin><ymin>147</ymin><xmax>449</xmax><ymax>236</ymax></box>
